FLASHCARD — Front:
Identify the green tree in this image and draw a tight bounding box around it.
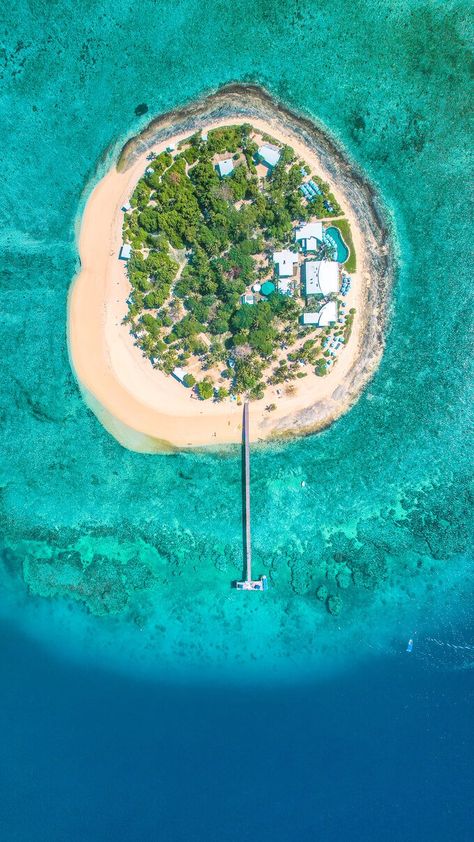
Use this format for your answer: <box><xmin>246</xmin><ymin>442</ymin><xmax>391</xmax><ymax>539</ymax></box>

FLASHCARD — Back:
<box><xmin>196</xmin><ymin>380</ymin><xmax>214</xmax><ymax>400</ymax></box>
<box><xmin>249</xmin><ymin>327</ymin><xmax>277</xmax><ymax>356</ymax></box>
<box><xmin>172</xmin><ymin>315</ymin><xmax>204</xmax><ymax>338</ymax></box>
<box><xmin>138</xmin><ymin>207</ymin><xmax>160</xmax><ymax>233</ymax></box>
<box><xmin>145</xmin><ymin>250</ymin><xmax>178</xmax><ymax>284</ymax></box>
<box><xmin>234</xmin><ymin>357</ymin><xmax>263</xmax><ymax>393</ymax></box>
<box><xmin>142</xmin><ymin>290</ymin><xmax>164</xmax><ymax>309</ymax></box>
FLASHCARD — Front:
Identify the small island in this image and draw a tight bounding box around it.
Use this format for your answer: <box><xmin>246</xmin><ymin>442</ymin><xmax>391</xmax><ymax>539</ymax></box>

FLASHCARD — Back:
<box><xmin>69</xmin><ymin>86</ymin><xmax>392</xmax><ymax>450</ymax></box>
<box><xmin>122</xmin><ymin>124</ymin><xmax>356</xmax><ymax>403</ymax></box>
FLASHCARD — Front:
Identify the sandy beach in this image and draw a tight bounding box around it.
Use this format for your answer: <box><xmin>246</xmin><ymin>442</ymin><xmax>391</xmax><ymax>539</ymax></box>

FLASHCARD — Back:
<box><xmin>68</xmin><ymin>85</ymin><xmax>393</xmax><ymax>451</ymax></box>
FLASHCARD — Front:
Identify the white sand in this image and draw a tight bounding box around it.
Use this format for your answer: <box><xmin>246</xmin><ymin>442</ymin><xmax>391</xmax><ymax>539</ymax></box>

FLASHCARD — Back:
<box><xmin>68</xmin><ymin>116</ymin><xmax>373</xmax><ymax>451</ymax></box>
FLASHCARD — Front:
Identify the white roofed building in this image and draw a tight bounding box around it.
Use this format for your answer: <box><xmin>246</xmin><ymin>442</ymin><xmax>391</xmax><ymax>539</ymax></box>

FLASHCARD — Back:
<box><xmin>303</xmin><ymin>260</ymin><xmax>339</xmax><ymax>297</ymax></box>
<box><xmin>278</xmin><ymin>276</ymin><xmax>293</xmax><ymax>296</ymax></box>
<box><xmin>273</xmin><ymin>250</ymin><xmax>299</xmax><ymax>278</ymax></box>
<box><xmin>301</xmin><ymin>301</ymin><xmax>338</xmax><ymax>327</ymax></box>
<box><xmin>217</xmin><ymin>158</ymin><xmax>234</xmax><ymax>177</ymax></box>
<box><xmin>240</xmin><ymin>293</ymin><xmax>255</xmax><ymax>305</ymax></box>
<box><xmin>257</xmin><ymin>144</ymin><xmax>281</xmax><ymax>168</ymax></box>
<box><xmin>120</xmin><ymin>244</ymin><xmax>131</xmax><ymax>260</ymax></box>
<box><xmin>172</xmin><ymin>367</ymin><xmax>187</xmax><ymax>383</ymax></box>
<box><xmin>295</xmin><ymin>222</ymin><xmax>323</xmax><ymax>252</ymax></box>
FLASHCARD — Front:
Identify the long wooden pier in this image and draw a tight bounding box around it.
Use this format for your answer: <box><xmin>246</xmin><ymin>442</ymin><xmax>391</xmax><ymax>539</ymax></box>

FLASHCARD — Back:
<box><xmin>235</xmin><ymin>403</ymin><xmax>268</xmax><ymax>591</ymax></box>
<box><xmin>243</xmin><ymin>401</ymin><xmax>252</xmax><ymax>582</ymax></box>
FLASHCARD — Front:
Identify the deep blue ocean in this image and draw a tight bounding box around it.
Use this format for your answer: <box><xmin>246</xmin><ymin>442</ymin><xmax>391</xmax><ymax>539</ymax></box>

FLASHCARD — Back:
<box><xmin>1</xmin><ymin>0</ymin><xmax>473</xmax><ymax>838</ymax></box>
<box><xmin>1</xmin><ymin>617</ymin><xmax>473</xmax><ymax>842</ymax></box>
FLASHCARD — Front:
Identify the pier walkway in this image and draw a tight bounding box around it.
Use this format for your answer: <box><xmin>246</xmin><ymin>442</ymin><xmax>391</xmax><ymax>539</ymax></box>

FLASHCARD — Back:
<box><xmin>235</xmin><ymin>403</ymin><xmax>268</xmax><ymax>591</ymax></box>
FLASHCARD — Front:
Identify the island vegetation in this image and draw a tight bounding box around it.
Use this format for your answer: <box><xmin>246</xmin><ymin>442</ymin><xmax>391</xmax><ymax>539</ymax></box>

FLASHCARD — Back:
<box><xmin>121</xmin><ymin>124</ymin><xmax>356</xmax><ymax>401</ymax></box>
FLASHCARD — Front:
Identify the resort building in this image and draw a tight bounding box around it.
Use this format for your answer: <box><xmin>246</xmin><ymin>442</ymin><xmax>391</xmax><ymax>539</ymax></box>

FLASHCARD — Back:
<box><xmin>172</xmin><ymin>367</ymin><xmax>187</xmax><ymax>384</ymax></box>
<box><xmin>301</xmin><ymin>301</ymin><xmax>338</xmax><ymax>327</ymax></box>
<box><xmin>121</xmin><ymin>202</ymin><xmax>131</xmax><ymax>212</ymax></box>
<box><xmin>273</xmin><ymin>250</ymin><xmax>299</xmax><ymax>278</ymax></box>
<box><xmin>119</xmin><ymin>244</ymin><xmax>131</xmax><ymax>260</ymax></box>
<box><xmin>295</xmin><ymin>222</ymin><xmax>323</xmax><ymax>252</ymax></box>
<box><xmin>303</xmin><ymin>260</ymin><xmax>339</xmax><ymax>297</ymax></box>
<box><xmin>257</xmin><ymin>143</ymin><xmax>281</xmax><ymax>168</ymax></box>
<box><xmin>277</xmin><ymin>276</ymin><xmax>294</xmax><ymax>296</ymax></box>
<box><xmin>216</xmin><ymin>158</ymin><xmax>234</xmax><ymax>177</ymax></box>
<box><xmin>240</xmin><ymin>292</ymin><xmax>256</xmax><ymax>305</ymax></box>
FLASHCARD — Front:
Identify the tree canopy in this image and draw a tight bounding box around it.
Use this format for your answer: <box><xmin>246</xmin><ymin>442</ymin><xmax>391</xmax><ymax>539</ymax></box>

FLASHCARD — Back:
<box><xmin>121</xmin><ymin>124</ymin><xmax>350</xmax><ymax>399</ymax></box>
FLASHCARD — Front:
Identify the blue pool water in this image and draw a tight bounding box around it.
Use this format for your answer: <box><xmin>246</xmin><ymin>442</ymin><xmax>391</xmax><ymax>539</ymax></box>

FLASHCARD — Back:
<box><xmin>325</xmin><ymin>225</ymin><xmax>350</xmax><ymax>262</ymax></box>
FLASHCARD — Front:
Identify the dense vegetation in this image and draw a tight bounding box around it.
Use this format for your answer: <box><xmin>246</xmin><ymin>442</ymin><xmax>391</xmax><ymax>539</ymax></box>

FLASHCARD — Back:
<box><xmin>122</xmin><ymin>124</ymin><xmax>355</xmax><ymax>400</ymax></box>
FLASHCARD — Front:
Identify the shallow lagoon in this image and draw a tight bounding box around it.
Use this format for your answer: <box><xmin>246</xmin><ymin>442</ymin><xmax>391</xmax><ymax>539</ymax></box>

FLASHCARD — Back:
<box><xmin>1</xmin><ymin>0</ymin><xmax>472</xmax><ymax>678</ymax></box>
<box><xmin>0</xmin><ymin>0</ymin><xmax>473</xmax><ymax>836</ymax></box>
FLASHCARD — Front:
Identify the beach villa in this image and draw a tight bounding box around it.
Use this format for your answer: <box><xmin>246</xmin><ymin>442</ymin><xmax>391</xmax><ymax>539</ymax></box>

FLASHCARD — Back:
<box><xmin>257</xmin><ymin>143</ymin><xmax>281</xmax><ymax>169</ymax></box>
<box><xmin>295</xmin><ymin>222</ymin><xmax>323</xmax><ymax>252</ymax></box>
<box><xmin>301</xmin><ymin>301</ymin><xmax>338</xmax><ymax>327</ymax></box>
<box><xmin>217</xmin><ymin>158</ymin><xmax>234</xmax><ymax>177</ymax></box>
<box><xmin>240</xmin><ymin>292</ymin><xmax>256</xmax><ymax>305</ymax></box>
<box><xmin>273</xmin><ymin>250</ymin><xmax>299</xmax><ymax>278</ymax></box>
<box><xmin>119</xmin><ymin>243</ymin><xmax>131</xmax><ymax>260</ymax></box>
<box><xmin>303</xmin><ymin>260</ymin><xmax>339</xmax><ymax>297</ymax></box>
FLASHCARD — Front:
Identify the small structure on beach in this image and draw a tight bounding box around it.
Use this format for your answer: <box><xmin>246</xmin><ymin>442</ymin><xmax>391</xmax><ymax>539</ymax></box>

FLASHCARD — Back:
<box><xmin>172</xmin><ymin>367</ymin><xmax>187</xmax><ymax>384</ymax></box>
<box><xmin>303</xmin><ymin>260</ymin><xmax>339</xmax><ymax>297</ymax></box>
<box><xmin>257</xmin><ymin>143</ymin><xmax>281</xmax><ymax>169</ymax></box>
<box><xmin>119</xmin><ymin>244</ymin><xmax>131</xmax><ymax>260</ymax></box>
<box><xmin>295</xmin><ymin>222</ymin><xmax>323</xmax><ymax>252</ymax></box>
<box><xmin>216</xmin><ymin>158</ymin><xmax>234</xmax><ymax>177</ymax></box>
<box><xmin>273</xmin><ymin>250</ymin><xmax>298</xmax><ymax>278</ymax></box>
<box><xmin>301</xmin><ymin>301</ymin><xmax>338</xmax><ymax>327</ymax></box>
<box><xmin>121</xmin><ymin>202</ymin><xmax>131</xmax><ymax>212</ymax></box>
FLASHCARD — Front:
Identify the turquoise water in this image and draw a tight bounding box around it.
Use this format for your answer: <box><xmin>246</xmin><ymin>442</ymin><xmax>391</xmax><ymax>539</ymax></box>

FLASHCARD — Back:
<box><xmin>0</xmin><ymin>0</ymin><xmax>473</xmax><ymax>686</ymax></box>
<box><xmin>325</xmin><ymin>225</ymin><xmax>349</xmax><ymax>262</ymax></box>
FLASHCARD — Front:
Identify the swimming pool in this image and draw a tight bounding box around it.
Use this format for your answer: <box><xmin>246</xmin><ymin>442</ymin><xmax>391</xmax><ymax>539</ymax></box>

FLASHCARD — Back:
<box><xmin>325</xmin><ymin>226</ymin><xmax>350</xmax><ymax>263</ymax></box>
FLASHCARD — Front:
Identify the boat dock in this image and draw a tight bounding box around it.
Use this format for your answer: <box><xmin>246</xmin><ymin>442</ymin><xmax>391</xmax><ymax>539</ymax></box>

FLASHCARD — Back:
<box><xmin>235</xmin><ymin>402</ymin><xmax>268</xmax><ymax>592</ymax></box>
